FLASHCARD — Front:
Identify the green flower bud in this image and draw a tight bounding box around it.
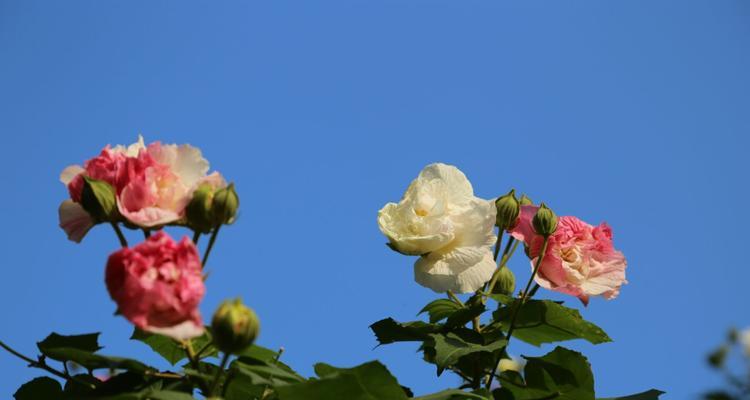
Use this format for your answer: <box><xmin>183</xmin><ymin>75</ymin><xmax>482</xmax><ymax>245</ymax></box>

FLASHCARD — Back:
<box><xmin>532</xmin><ymin>203</ymin><xmax>558</xmax><ymax>237</ymax></box>
<box><xmin>495</xmin><ymin>189</ymin><xmax>520</xmax><ymax>230</ymax></box>
<box><xmin>80</xmin><ymin>176</ymin><xmax>117</xmax><ymax>222</ymax></box>
<box><xmin>186</xmin><ymin>184</ymin><xmax>215</xmax><ymax>233</ymax></box>
<box><xmin>212</xmin><ymin>184</ymin><xmax>239</xmax><ymax>225</ymax></box>
<box><xmin>491</xmin><ymin>266</ymin><xmax>516</xmax><ymax>296</ymax></box>
<box><xmin>519</xmin><ymin>194</ymin><xmax>533</xmax><ymax>206</ymax></box>
<box><xmin>211</xmin><ymin>298</ymin><xmax>260</xmax><ymax>354</ymax></box>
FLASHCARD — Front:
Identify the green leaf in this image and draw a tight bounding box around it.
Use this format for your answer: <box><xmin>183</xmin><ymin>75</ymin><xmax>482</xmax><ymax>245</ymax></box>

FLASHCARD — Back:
<box><xmin>427</xmin><ymin>332</ymin><xmax>506</xmax><ymax>371</ymax></box>
<box><xmin>493</xmin><ymin>299</ymin><xmax>611</xmax><ymax>346</ymax></box>
<box><xmin>223</xmin><ymin>373</ymin><xmax>267</xmax><ymax>400</ymax></box>
<box><xmin>131</xmin><ymin>328</ymin><xmax>217</xmax><ymax>366</ymax></box>
<box><xmin>419</xmin><ymin>299</ymin><xmax>462</xmax><ymax>323</ymax></box>
<box><xmin>498</xmin><ymin>346</ymin><xmax>595</xmax><ymax>400</ymax></box>
<box><xmin>370</xmin><ymin>318</ymin><xmax>441</xmax><ymax>345</ymax></box>
<box><xmin>598</xmin><ymin>389</ymin><xmax>665</xmax><ymax>400</ymax></box>
<box><xmin>138</xmin><ymin>390</ymin><xmax>196</xmax><ymax>400</ymax></box>
<box><xmin>37</xmin><ymin>332</ymin><xmax>102</xmax><ymax>357</ymax></box>
<box><xmin>235</xmin><ymin>344</ymin><xmax>282</xmax><ymax>363</ymax></box>
<box><xmin>233</xmin><ymin>360</ymin><xmax>305</xmax><ymax>386</ymax></box>
<box><xmin>14</xmin><ymin>377</ymin><xmax>63</xmax><ymax>400</ymax></box>
<box><xmin>275</xmin><ymin>361</ymin><xmax>408</xmax><ymax>400</ymax></box>
<box><xmin>414</xmin><ymin>388</ymin><xmax>491</xmax><ymax>399</ymax></box>
<box><xmin>81</xmin><ymin>176</ymin><xmax>118</xmax><ymax>221</ymax></box>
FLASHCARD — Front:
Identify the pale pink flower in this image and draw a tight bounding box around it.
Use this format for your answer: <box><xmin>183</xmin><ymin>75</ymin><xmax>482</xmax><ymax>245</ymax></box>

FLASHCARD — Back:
<box><xmin>510</xmin><ymin>205</ymin><xmax>627</xmax><ymax>305</ymax></box>
<box><xmin>105</xmin><ymin>231</ymin><xmax>205</xmax><ymax>340</ymax></box>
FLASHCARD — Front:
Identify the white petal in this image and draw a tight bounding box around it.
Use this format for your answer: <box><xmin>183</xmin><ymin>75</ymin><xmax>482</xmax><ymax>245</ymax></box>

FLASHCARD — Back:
<box><xmin>146</xmin><ymin>320</ymin><xmax>204</xmax><ymax>340</ymax></box>
<box><xmin>450</xmin><ymin>198</ymin><xmax>497</xmax><ymax>248</ymax></box>
<box><xmin>418</xmin><ymin>163</ymin><xmax>474</xmax><ymax>202</ymax></box>
<box><xmin>58</xmin><ymin>200</ymin><xmax>95</xmax><ymax>243</ymax></box>
<box><xmin>378</xmin><ymin>202</ymin><xmax>454</xmax><ymax>255</ymax></box>
<box><xmin>414</xmin><ymin>247</ymin><xmax>496</xmax><ymax>293</ymax></box>
<box><xmin>150</xmin><ymin>143</ymin><xmax>209</xmax><ymax>188</ymax></box>
<box><xmin>60</xmin><ymin>165</ymin><xmax>84</xmax><ymax>185</ymax></box>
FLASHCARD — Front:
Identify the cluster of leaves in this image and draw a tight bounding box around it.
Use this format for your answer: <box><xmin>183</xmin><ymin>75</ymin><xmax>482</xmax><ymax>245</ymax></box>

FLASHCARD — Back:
<box><xmin>703</xmin><ymin>329</ymin><xmax>750</xmax><ymax>400</ymax></box>
<box><xmin>369</xmin><ymin>293</ymin><xmax>663</xmax><ymax>400</ymax></box>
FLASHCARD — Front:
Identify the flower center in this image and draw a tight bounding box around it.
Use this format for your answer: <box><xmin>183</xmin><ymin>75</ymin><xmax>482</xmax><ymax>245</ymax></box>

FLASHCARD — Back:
<box><xmin>414</xmin><ymin>208</ymin><xmax>429</xmax><ymax>217</ymax></box>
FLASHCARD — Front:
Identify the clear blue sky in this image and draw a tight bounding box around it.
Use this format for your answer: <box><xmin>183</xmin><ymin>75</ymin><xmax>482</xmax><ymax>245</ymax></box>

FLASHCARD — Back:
<box><xmin>1</xmin><ymin>1</ymin><xmax>748</xmax><ymax>398</ymax></box>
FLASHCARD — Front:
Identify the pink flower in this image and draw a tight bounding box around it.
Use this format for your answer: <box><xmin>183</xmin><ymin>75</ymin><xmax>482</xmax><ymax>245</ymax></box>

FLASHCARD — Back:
<box><xmin>105</xmin><ymin>231</ymin><xmax>205</xmax><ymax>340</ymax></box>
<box><xmin>510</xmin><ymin>205</ymin><xmax>627</xmax><ymax>305</ymax></box>
<box><xmin>59</xmin><ymin>136</ymin><xmax>225</xmax><ymax>239</ymax></box>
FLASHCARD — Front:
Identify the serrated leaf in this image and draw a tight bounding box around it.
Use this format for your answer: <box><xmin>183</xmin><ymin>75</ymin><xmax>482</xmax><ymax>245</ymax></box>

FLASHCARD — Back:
<box><xmin>493</xmin><ymin>299</ymin><xmax>611</xmax><ymax>346</ymax></box>
<box><xmin>499</xmin><ymin>346</ymin><xmax>595</xmax><ymax>400</ymax></box>
<box><xmin>14</xmin><ymin>377</ymin><xmax>64</xmax><ymax>400</ymax></box>
<box><xmin>37</xmin><ymin>333</ymin><xmax>102</xmax><ymax>358</ymax></box>
<box><xmin>131</xmin><ymin>328</ymin><xmax>217</xmax><ymax>366</ymax></box>
<box><xmin>370</xmin><ymin>318</ymin><xmax>441</xmax><ymax>345</ymax></box>
<box><xmin>598</xmin><ymin>389</ymin><xmax>665</xmax><ymax>400</ymax></box>
<box><xmin>419</xmin><ymin>299</ymin><xmax>463</xmax><ymax>323</ymax></box>
<box><xmin>275</xmin><ymin>361</ymin><xmax>408</xmax><ymax>400</ymax></box>
<box><xmin>428</xmin><ymin>332</ymin><xmax>506</xmax><ymax>370</ymax></box>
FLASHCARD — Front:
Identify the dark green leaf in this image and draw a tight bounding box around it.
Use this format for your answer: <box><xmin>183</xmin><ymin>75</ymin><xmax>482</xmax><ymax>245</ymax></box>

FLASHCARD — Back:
<box><xmin>445</xmin><ymin>302</ymin><xmax>486</xmax><ymax>329</ymax></box>
<box><xmin>37</xmin><ymin>332</ymin><xmax>102</xmax><ymax>357</ymax></box>
<box><xmin>233</xmin><ymin>360</ymin><xmax>305</xmax><ymax>386</ymax></box>
<box><xmin>14</xmin><ymin>377</ymin><xmax>63</xmax><ymax>400</ymax></box>
<box><xmin>493</xmin><ymin>299</ymin><xmax>611</xmax><ymax>346</ymax></box>
<box><xmin>275</xmin><ymin>361</ymin><xmax>408</xmax><ymax>400</ymax></box>
<box><xmin>131</xmin><ymin>328</ymin><xmax>217</xmax><ymax>366</ymax></box>
<box><xmin>223</xmin><ymin>372</ymin><xmax>268</xmax><ymax>400</ymax></box>
<box><xmin>427</xmin><ymin>332</ymin><xmax>506</xmax><ymax>370</ymax></box>
<box><xmin>414</xmin><ymin>388</ymin><xmax>491</xmax><ymax>399</ymax></box>
<box><xmin>598</xmin><ymin>389</ymin><xmax>665</xmax><ymax>400</ymax></box>
<box><xmin>419</xmin><ymin>299</ymin><xmax>463</xmax><ymax>323</ymax></box>
<box><xmin>370</xmin><ymin>318</ymin><xmax>441</xmax><ymax>345</ymax></box>
<box><xmin>499</xmin><ymin>346</ymin><xmax>595</xmax><ymax>400</ymax></box>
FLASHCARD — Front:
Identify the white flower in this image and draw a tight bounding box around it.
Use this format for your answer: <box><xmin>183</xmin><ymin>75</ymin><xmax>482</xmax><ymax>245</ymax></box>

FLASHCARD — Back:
<box><xmin>378</xmin><ymin>163</ymin><xmax>497</xmax><ymax>293</ymax></box>
<box><xmin>740</xmin><ymin>328</ymin><xmax>750</xmax><ymax>356</ymax></box>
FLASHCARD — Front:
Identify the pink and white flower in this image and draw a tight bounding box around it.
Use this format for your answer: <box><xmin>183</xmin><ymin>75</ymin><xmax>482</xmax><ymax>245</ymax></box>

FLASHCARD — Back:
<box><xmin>58</xmin><ymin>136</ymin><xmax>226</xmax><ymax>241</ymax></box>
<box><xmin>510</xmin><ymin>205</ymin><xmax>628</xmax><ymax>305</ymax></box>
<box><xmin>105</xmin><ymin>231</ymin><xmax>205</xmax><ymax>340</ymax></box>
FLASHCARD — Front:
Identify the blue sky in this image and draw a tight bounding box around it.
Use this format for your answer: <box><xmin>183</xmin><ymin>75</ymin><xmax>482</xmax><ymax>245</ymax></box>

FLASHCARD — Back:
<box><xmin>1</xmin><ymin>1</ymin><xmax>748</xmax><ymax>398</ymax></box>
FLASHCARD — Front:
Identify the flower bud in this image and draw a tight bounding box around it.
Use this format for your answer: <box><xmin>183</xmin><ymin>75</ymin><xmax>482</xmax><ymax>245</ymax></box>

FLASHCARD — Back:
<box><xmin>519</xmin><ymin>194</ymin><xmax>533</xmax><ymax>206</ymax></box>
<box><xmin>211</xmin><ymin>298</ymin><xmax>259</xmax><ymax>354</ymax></box>
<box><xmin>492</xmin><ymin>266</ymin><xmax>516</xmax><ymax>296</ymax></box>
<box><xmin>212</xmin><ymin>184</ymin><xmax>239</xmax><ymax>225</ymax></box>
<box><xmin>532</xmin><ymin>203</ymin><xmax>558</xmax><ymax>238</ymax></box>
<box><xmin>495</xmin><ymin>189</ymin><xmax>520</xmax><ymax>230</ymax></box>
<box><xmin>186</xmin><ymin>184</ymin><xmax>215</xmax><ymax>233</ymax></box>
<box><xmin>80</xmin><ymin>176</ymin><xmax>118</xmax><ymax>222</ymax></box>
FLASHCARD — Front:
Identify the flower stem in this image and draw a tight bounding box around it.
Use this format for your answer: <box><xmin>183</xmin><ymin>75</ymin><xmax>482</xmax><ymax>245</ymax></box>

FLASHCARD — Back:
<box><xmin>202</xmin><ymin>225</ymin><xmax>221</xmax><ymax>268</ymax></box>
<box><xmin>484</xmin><ymin>238</ymin><xmax>519</xmax><ymax>300</ymax></box>
<box><xmin>192</xmin><ymin>230</ymin><xmax>201</xmax><ymax>245</ymax></box>
<box><xmin>0</xmin><ymin>339</ymin><xmax>96</xmax><ymax>389</ymax></box>
<box><xmin>209</xmin><ymin>352</ymin><xmax>231</xmax><ymax>397</ymax></box>
<box><xmin>486</xmin><ymin>237</ymin><xmax>550</xmax><ymax>390</ymax></box>
<box><xmin>446</xmin><ymin>290</ymin><xmax>464</xmax><ymax>306</ymax></box>
<box><xmin>492</xmin><ymin>230</ymin><xmax>504</xmax><ymax>261</ymax></box>
<box><xmin>110</xmin><ymin>223</ymin><xmax>128</xmax><ymax>248</ymax></box>
<box><xmin>142</xmin><ymin>229</ymin><xmax>151</xmax><ymax>239</ymax></box>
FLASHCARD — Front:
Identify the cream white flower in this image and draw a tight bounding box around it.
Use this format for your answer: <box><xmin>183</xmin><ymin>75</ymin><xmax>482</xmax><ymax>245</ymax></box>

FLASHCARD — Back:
<box><xmin>378</xmin><ymin>163</ymin><xmax>497</xmax><ymax>293</ymax></box>
<box><xmin>740</xmin><ymin>328</ymin><xmax>750</xmax><ymax>356</ymax></box>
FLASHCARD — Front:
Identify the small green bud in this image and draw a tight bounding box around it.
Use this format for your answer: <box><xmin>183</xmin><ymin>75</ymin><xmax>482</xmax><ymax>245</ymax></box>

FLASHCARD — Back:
<box><xmin>211</xmin><ymin>298</ymin><xmax>260</xmax><ymax>354</ymax></box>
<box><xmin>186</xmin><ymin>184</ymin><xmax>215</xmax><ymax>233</ymax></box>
<box><xmin>212</xmin><ymin>184</ymin><xmax>239</xmax><ymax>225</ymax></box>
<box><xmin>492</xmin><ymin>266</ymin><xmax>516</xmax><ymax>296</ymax></box>
<box><xmin>519</xmin><ymin>194</ymin><xmax>533</xmax><ymax>206</ymax></box>
<box><xmin>495</xmin><ymin>189</ymin><xmax>520</xmax><ymax>230</ymax></box>
<box><xmin>532</xmin><ymin>203</ymin><xmax>558</xmax><ymax>237</ymax></box>
<box><xmin>80</xmin><ymin>176</ymin><xmax>118</xmax><ymax>222</ymax></box>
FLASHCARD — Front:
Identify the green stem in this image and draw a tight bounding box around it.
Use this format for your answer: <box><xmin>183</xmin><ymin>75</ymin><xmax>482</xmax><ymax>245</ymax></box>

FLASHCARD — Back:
<box><xmin>202</xmin><ymin>225</ymin><xmax>221</xmax><ymax>268</ymax></box>
<box><xmin>192</xmin><ymin>230</ymin><xmax>201</xmax><ymax>245</ymax></box>
<box><xmin>492</xmin><ymin>230</ymin><xmax>504</xmax><ymax>261</ymax></box>
<box><xmin>446</xmin><ymin>290</ymin><xmax>465</xmax><ymax>307</ymax></box>
<box><xmin>209</xmin><ymin>352</ymin><xmax>231</xmax><ymax>397</ymax></box>
<box><xmin>486</xmin><ymin>237</ymin><xmax>550</xmax><ymax>390</ymax></box>
<box><xmin>142</xmin><ymin>229</ymin><xmax>151</xmax><ymax>239</ymax></box>
<box><xmin>484</xmin><ymin>238</ymin><xmax>519</xmax><ymax>299</ymax></box>
<box><xmin>110</xmin><ymin>223</ymin><xmax>128</xmax><ymax>248</ymax></box>
<box><xmin>0</xmin><ymin>340</ymin><xmax>96</xmax><ymax>389</ymax></box>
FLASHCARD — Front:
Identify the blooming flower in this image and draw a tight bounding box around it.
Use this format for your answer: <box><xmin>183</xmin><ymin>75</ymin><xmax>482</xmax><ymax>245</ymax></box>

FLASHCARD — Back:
<box><xmin>378</xmin><ymin>163</ymin><xmax>497</xmax><ymax>293</ymax></box>
<box><xmin>59</xmin><ymin>136</ymin><xmax>225</xmax><ymax>241</ymax></box>
<box><xmin>105</xmin><ymin>231</ymin><xmax>205</xmax><ymax>340</ymax></box>
<box><xmin>510</xmin><ymin>205</ymin><xmax>628</xmax><ymax>305</ymax></box>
